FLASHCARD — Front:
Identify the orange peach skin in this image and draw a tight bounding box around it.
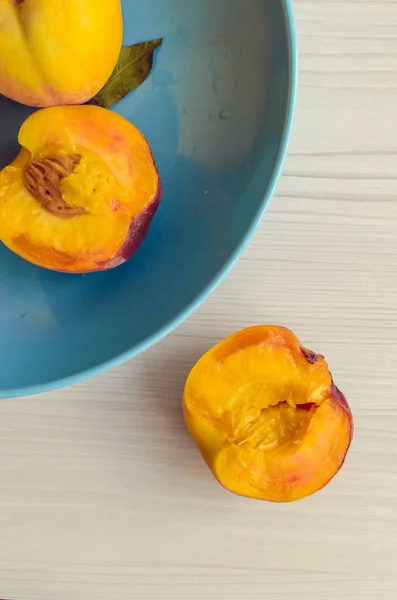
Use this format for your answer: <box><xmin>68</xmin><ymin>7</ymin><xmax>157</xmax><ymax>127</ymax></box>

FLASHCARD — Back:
<box><xmin>183</xmin><ymin>326</ymin><xmax>353</xmax><ymax>502</ymax></box>
<box><xmin>0</xmin><ymin>105</ymin><xmax>161</xmax><ymax>273</ymax></box>
<box><xmin>0</xmin><ymin>0</ymin><xmax>122</xmax><ymax>107</ymax></box>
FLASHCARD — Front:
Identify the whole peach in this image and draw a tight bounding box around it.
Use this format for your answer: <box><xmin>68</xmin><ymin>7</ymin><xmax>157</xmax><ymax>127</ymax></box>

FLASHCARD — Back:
<box><xmin>0</xmin><ymin>0</ymin><xmax>122</xmax><ymax>107</ymax></box>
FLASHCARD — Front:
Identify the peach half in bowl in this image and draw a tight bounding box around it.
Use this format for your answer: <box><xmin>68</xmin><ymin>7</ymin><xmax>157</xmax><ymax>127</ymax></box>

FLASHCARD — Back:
<box><xmin>0</xmin><ymin>0</ymin><xmax>296</xmax><ymax>397</ymax></box>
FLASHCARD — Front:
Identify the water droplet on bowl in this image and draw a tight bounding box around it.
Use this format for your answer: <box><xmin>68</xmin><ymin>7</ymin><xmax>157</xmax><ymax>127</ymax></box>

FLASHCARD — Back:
<box><xmin>219</xmin><ymin>109</ymin><xmax>230</xmax><ymax>120</ymax></box>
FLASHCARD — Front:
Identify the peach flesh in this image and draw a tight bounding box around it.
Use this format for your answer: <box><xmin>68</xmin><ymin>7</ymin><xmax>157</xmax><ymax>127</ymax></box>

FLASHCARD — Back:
<box><xmin>0</xmin><ymin>105</ymin><xmax>162</xmax><ymax>273</ymax></box>
<box><xmin>183</xmin><ymin>326</ymin><xmax>353</xmax><ymax>502</ymax></box>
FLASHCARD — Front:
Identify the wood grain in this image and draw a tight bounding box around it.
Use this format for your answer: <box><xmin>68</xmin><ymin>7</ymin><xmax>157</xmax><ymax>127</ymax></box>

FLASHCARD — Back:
<box><xmin>1</xmin><ymin>1</ymin><xmax>397</xmax><ymax>598</ymax></box>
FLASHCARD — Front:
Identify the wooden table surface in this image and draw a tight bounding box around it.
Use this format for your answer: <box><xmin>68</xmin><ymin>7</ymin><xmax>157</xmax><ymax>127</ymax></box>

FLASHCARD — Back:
<box><xmin>1</xmin><ymin>1</ymin><xmax>397</xmax><ymax>598</ymax></box>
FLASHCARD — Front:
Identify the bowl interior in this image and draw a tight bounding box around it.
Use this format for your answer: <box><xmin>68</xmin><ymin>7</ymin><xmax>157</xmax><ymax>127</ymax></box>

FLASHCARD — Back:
<box><xmin>0</xmin><ymin>0</ymin><xmax>294</xmax><ymax>397</ymax></box>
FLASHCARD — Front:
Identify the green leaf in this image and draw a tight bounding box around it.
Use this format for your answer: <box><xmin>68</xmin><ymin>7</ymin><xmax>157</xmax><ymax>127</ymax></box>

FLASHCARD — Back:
<box><xmin>89</xmin><ymin>39</ymin><xmax>163</xmax><ymax>109</ymax></box>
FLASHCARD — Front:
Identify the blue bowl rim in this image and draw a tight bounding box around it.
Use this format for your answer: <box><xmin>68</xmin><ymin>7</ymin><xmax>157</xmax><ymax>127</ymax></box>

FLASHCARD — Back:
<box><xmin>1</xmin><ymin>0</ymin><xmax>298</xmax><ymax>399</ymax></box>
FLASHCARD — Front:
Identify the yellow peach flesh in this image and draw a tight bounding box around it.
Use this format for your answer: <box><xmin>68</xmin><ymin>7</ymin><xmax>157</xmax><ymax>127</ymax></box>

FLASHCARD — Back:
<box><xmin>183</xmin><ymin>326</ymin><xmax>353</xmax><ymax>502</ymax></box>
<box><xmin>0</xmin><ymin>106</ymin><xmax>161</xmax><ymax>272</ymax></box>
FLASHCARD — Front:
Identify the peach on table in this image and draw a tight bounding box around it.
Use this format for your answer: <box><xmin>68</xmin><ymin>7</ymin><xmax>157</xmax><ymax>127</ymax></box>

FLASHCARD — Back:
<box><xmin>183</xmin><ymin>326</ymin><xmax>353</xmax><ymax>502</ymax></box>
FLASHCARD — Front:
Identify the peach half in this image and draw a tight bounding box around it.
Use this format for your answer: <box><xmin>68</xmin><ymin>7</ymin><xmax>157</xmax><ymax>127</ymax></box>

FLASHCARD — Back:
<box><xmin>0</xmin><ymin>105</ymin><xmax>161</xmax><ymax>273</ymax></box>
<box><xmin>0</xmin><ymin>0</ymin><xmax>122</xmax><ymax>107</ymax></box>
<box><xmin>183</xmin><ymin>326</ymin><xmax>353</xmax><ymax>502</ymax></box>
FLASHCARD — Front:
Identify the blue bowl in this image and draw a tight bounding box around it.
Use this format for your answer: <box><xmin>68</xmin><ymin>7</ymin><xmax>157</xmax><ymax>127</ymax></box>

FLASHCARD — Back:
<box><xmin>0</xmin><ymin>0</ymin><xmax>296</xmax><ymax>398</ymax></box>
